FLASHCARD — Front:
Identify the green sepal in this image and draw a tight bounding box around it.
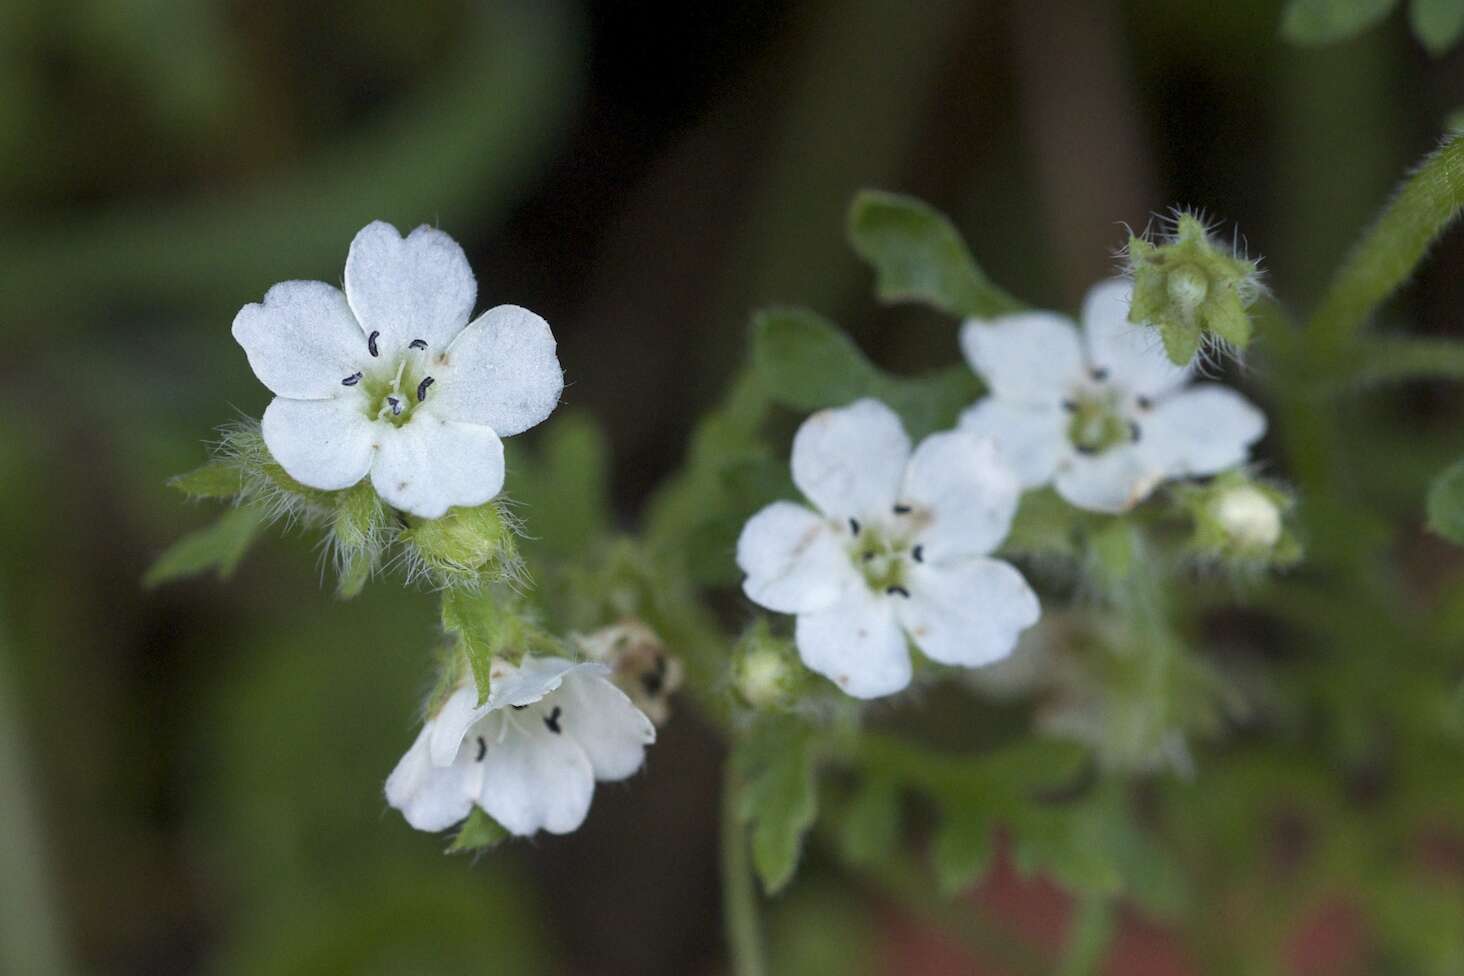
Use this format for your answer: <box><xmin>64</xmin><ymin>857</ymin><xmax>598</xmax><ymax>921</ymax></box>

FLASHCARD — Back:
<box><xmin>440</xmin><ymin>588</ymin><xmax>552</xmax><ymax>705</ymax></box>
<box><xmin>1427</xmin><ymin>455</ymin><xmax>1464</xmax><ymax>545</ymax></box>
<box><xmin>1280</xmin><ymin>0</ymin><xmax>1400</xmax><ymax>46</ymax></box>
<box><xmin>402</xmin><ymin>501</ymin><xmax>524</xmax><ymax>588</ymax></box>
<box><xmin>167</xmin><ymin>459</ymin><xmax>245</xmax><ymax>500</ymax></box>
<box><xmin>1413</xmin><ymin>0</ymin><xmax>1464</xmax><ymax>55</ymax></box>
<box><xmin>751</xmin><ymin>306</ymin><xmax>981</xmax><ymax>439</ymax></box>
<box><xmin>734</xmin><ymin>716</ymin><xmax>819</xmax><ymax>894</ymax></box>
<box><xmin>446</xmin><ymin>807</ymin><xmax>510</xmax><ymax>855</ymax></box>
<box><xmin>846</xmin><ymin>190</ymin><xmax>1024</xmax><ymax>319</ymax></box>
<box><xmin>144</xmin><ymin>505</ymin><xmax>264</xmax><ymax>587</ymax></box>
<box><xmin>931</xmin><ymin>807</ymin><xmax>993</xmax><ymax>895</ymax></box>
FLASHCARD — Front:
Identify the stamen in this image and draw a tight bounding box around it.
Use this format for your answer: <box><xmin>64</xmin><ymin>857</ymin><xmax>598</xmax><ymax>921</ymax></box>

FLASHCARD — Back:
<box><xmin>341</xmin><ymin>372</ymin><xmax>362</xmax><ymax>386</ymax></box>
<box><xmin>386</xmin><ymin>395</ymin><xmax>402</xmax><ymax>416</ymax></box>
<box><xmin>367</xmin><ymin>331</ymin><xmax>380</xmax><ymax>357</ymax></box>
<box><xmin>1136</xmin><ymin>395</ymin><xmax>1152</xmax><ymax>410</ymax></box>
<box><xmin>1062</xmin><ymin>399</ymin><xmax>1078</xmax><ymax>412</ymax></box>
<box><xmin>886</xmin><ymin>585</ymin><xmax>910</xmax><ymax>597</ymax></box>
<box><xmin>862</xmin><ymin>551</ymin><xmax>876</xmax><ymax>562</ymax></box>
<box><xmin>409</xmin><ymin>338</ymin><xmax>428</xmax><ymax>350</ymax></box>
<box><xmin>475</xmin><ymin>736</ymin><xmax>487</xmax><ymax>762</ymax></box>
<box><xmin>510</xmin><ymin>704</ymin><xmax>528</xmax><ymax>710</ymax></box>
<box><xmin>912</xmin><ymin>544</ymin><xmax>924</xmax><ymax>563</ymax></box>
<box><xmin>1129</xmin><ymin>421</ymin><xmax>1142</xmax><ymax>443</ymax></box>
<box><xmin>543</xmin><ymin>706</ymin><xmax>563</xmax><ymax>734</ymax></box>
<box><xmin>848</xmin><ymin>518</ymin><xmax>861</xmax><ymax>536</ymax></box>
<box><xmin>1076</xmin><ymin>444</ymin><xmax>1099</xmax><ymax>456</ymax></box>
<box><xmin>893</xmin><ymin>504</ymin><xmax>911</xmax><ymax>515</ymax></box>
<box><xmin>1091</xmin><ymin>367</ymin><xmax>1110</xmax><ymax>381</ymax></box>
<box><xmin>416</xmin><ymin>376</ymin><xmax>435</xmax><ymax>402</ymax></box>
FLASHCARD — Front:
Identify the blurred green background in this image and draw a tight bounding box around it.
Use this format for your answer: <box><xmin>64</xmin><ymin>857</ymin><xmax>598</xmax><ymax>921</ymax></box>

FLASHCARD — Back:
<box><xmin>2</xmin><ymin>0</ymin><xmax>1463</xmax><ymax>973</ymax></box>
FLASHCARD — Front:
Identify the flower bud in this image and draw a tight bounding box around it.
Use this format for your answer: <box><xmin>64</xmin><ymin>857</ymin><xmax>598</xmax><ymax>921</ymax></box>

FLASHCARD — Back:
<box><xmin>1213</xmin><ymin>484</ymin><xmax>1282</xmax><ymax>549</ymax></box>
<box><xmin>732</xmin><ymin>624</ymin><xmax>804</xmax><ymax>711</ymax></box>
<box><xmin>1176</xmin><ymin>472</ymin><xmax>1300</xmax><ymax>566</ymax></box>
<box><xmin>1125</xmin><ymin>212</ymin><xmax>1263</xmax><ymax>365</ymax></box>
<box><xmin>401</xmin><ymin>500</ymin><xmax>524</xmax><ymax>586</ymax></box>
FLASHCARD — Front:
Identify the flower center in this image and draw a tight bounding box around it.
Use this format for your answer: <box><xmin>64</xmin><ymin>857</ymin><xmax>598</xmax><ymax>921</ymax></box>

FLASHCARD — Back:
<box><xmin>1063</xmin><ymin>386</ymin><xmax>1135</xmax><ymax>456</ymax></box>
<box><xmin>356</xmin><ymin>343</ymin><xmax>436</xmax><ymax>428</ymax></box>
<box><xmin>845</xmin><ymin>511</ymin><xmax>925</xmax><ymax>597</ymax></box>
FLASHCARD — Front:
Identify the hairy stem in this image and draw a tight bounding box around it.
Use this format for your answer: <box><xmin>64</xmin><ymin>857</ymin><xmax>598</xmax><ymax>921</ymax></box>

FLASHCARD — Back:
<box><xmin>722</xmin><ymin>763</ymin><xmax>768</xmax><ymax>976</ymax></box>
<box><xmin>1308</xmin><ymin>134</ymin><xmax>1464</xmax><ymax>350</ymax></box>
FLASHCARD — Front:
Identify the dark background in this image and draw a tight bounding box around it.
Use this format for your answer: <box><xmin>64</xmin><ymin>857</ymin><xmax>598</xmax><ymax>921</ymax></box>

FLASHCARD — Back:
<box><xmin>1</xmin><ymin>1</ymin><xmax>1461</xmax><ymax>973</ymax></box>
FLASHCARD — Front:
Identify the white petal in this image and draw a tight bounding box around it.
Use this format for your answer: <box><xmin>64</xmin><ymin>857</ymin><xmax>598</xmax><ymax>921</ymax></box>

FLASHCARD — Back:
<box><xmin>427</xmin><ymin>684</ymin><xmax>488</xmax><ymax>767</ymax></box>
<box><xmin>957</xmin><ymin>399</ymin><xmax>1067</xmax><ymax>489</ymax></box>
<box><xmin>795</xmin><ymin>590</ymin><xmax>911</xmax><ymax>699</ymax></box>
<box><xmin>900</xmin><ymin>431</ymin><xmax>1021</xmax><ymax>562</ymax></box>
<box><xmin>1081</xmin><ymin>279</ymin><xmax>1189</xmax><ymax>398</ymax></box>
<box><xmin>736</xmin><ymin>501</ymin><xmax>855</xmax><ymax>614</ymax></box>
<box><xmin>1139</xmin><ymin>385</ymin><xmax>1266</xmax><ymax>477</ymax></box>
<box><xmin>791</xmin><ymin>399</ymin><xmax>910</xmax><ymax>519</ymax></box>
<box><xmin>1053</xmin><ymin>446</ymin><xmax>1160</xmax><ymax>513</ymax></box>
<box><xmin>260</xmin><ymin>394</ymin><xmax>376</xmax><ymax>491</ymax></box>
<box><xmin>370</xmin><ymin>415</ymin><xmax>504</xmax><ymax>518</ymax></box>
<box><xmin>232</xmin><ymin>281</ymin><xmax>369</xmax><ymax>399</ymax></box>
<box><xmin>426</xmin><ymin>305</ymin><xmax>564</xmax><ymax>437</ymax></box>
<box><xmin>555</xmin><ymin>669</ymin><xmax>656</xmax><ymax>781</ymax></box>
<box><xmin>958</xmin><ymin>312</ymin><xmax>1083</xmax><ymax>404</ymax></box>
<box><xmin>425</xmin><ymin>662</ymin><xmax>604</xmax><ymax>767</ymax></box>
<box><xmin>344</xmin><ymin>221</ymin><xmax>476</xmax><ymax>361</ymax></box>
<box><xmin>477</xmin><ymin>715</ymin><xmax>595</xmax><ymax>836</ymax></box>
<box><xmin>897</xmin><ymin>558</ymin><xmax>1040</xmax><ymax>669</ymax></box>
<box><xmin>385</xmin><ymin>725</ymin><xmax>480</xmax><ymax>832</ymax></box>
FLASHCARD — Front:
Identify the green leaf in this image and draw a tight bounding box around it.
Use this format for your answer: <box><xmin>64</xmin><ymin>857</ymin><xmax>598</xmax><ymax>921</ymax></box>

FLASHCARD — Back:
<box><xmin>751</xmin><ymin>307</ymin><xmax>981</xmax><ymax>439</ymax></box>
<box><xmin>1012</xmin><ymin>809</ymin><xmax>1124</xmax><ymax>896</ymax></box>
<box><xmin>1280</xmin><ymin>0</ymin><xmax>1400</xmax><ymax>45</ymax></box>
<box><xmin>1411</xmin><ymin>0</ymin><xmax>1464</xmax><ymax>53</ymax></box>
<box><xmin>839</xmin><ymin>776</ymin><xmax>901</xmax><ymax>868</ymax></box>
<box><xmin>735</xmin><ymin>717</ymin><xmax>819</xmax><ymax>894</ymax></box>
<box><xmin>847</xmin><ymin>190</ymin><xmax>1024</xmax><ymax>318</ymax></box>
<box><xmin>446</xmin><ymin>807</ymin><xmax>510</xmax><ymax>855</ymax></box>
<box><xmin>931</xmin><ymin>807</ymin><xmax>993</xmax><ymax>895</ymax></box>
<box><xmin>510</xmin><ymin>411</ymin><xmax>612</xmax><ymax>560</ymax></box>
<box><xmin>1427</xmin><ymin>456</ymin><xmax>1464</xmax><ymax>544</ymax></box>
<box><xmin>143</xmin><ymin>505</ymin><xmax>264</xmax><ymax>587</ymax></box>
<box><xmin>440</xmin><ymin>588</ymin><xmax>531</xmax><ymax>704</ymax></box>
<box><xmin>167</xmin><ymin>459</ymin><xmax>244</xmax><ymax>500</ymax></box>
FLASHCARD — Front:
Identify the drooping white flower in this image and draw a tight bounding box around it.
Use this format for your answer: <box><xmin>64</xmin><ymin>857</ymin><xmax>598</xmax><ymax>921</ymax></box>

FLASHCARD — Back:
<box><xmin>385</xmin><ymin>656</ymin><xmax>655</xmax><ymax>837</ymax></box>
<box><xmin>736</xmin><ymin>399</ymin><xmax>1040</xmax><ymax>699</ymax></box>
<box><xmin>958</xmin><ymin>279</ymin><xmax>1266</xmax><ymax>514</ymax></box>
<box><xmin>233</xmin><ymin>221</ymin><xmax>564</xmax><ymax>519</ymax></box>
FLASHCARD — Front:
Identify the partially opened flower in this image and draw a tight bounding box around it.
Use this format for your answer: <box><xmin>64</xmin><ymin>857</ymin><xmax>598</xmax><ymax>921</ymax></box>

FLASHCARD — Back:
<box><xmin>385</xmin><ymin>656</ymin><xmax>655</xmax><ymax>837</ymax></box>
<box><xmin>958</xmin><ymin>279</ymin><xmax>1266</xmax><ymax>514</ymax></box>
<box><xmin>736</xmin><ymin>399</ymin><xmax>1040</xmax><ymax>699</ymax></box>
<box><xmin>233</xmin><ymin>221</ymin><xmax>564</xmax><ymax>519</ymax></box>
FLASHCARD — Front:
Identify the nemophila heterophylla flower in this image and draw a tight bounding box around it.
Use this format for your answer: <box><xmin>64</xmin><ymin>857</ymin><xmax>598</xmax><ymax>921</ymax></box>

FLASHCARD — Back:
<box><xmin>736</xmin><ymin>399</ymin><xmax>1040</xmax><ymax>699</ymax></box>
<box><xmin>386</xmin><ymin>656</ymin><xmax>655</xmax><ymax>836</ymax></box>
<box><xmin>958</xmin><ymin>279</ymin><xmax>1266</xmax><ymax>514</ymax></box>
<box><xmin>232</xmin><ymin>221</ymin><xmax>564</xmax><ymax>519</ymax></box>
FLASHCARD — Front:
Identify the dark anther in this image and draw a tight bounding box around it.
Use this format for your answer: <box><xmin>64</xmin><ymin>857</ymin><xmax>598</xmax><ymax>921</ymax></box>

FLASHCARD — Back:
<box><xmin>848</xmin><ymin>518</ymin><xmax>861</xmax><ymax>536</ymax></box>
<box><xmin>1062</xmin><ymin>399</ymin><xmax>1078</xmax><ymax>413</ymax></box>
<box><xmin>1076</xmin><ymin>444</ymin><xmax>1099</xmax><ymax>456</ymax></box>
<box><xmin>641</xmin><ymin>656</ymin><xmax>667</xmax><ymax>697</ymax></box>
<box><xmin>543</xmin><ymin>706</ymin><xmax>563</xmax><ymax>734</ymax></box>
<box><xmin>341</xmin><ymin>372</ymin><xmax>362</xmax><ymax>386</ymax></box>
<box><xmin>511</xmin><ymin>704</ymin><xmax>528</xmax><ymax>710</ymax></box>
<box><xmin>1136</xmin><ymin>395</ymin><xmax>1152</xmax><ymax>410</ymax></box>
<box><xmin>475</xmin><ymin>736</ymin><xmax>487</xmax><ymax>762</ymax></box>
<box><xmin>886</xmin><ymin>585</ymin><xmax>911</xmax><ymax>597</ymax></box>
<box><xmin>386</xmin><ymin>395</ymin><xmax>402</xmax><ymax>416</ymax></box>
<box><xmin>912</xmin><ymin>544</ymin><xmax>924</xmax><ymax>563</ymax></box>
<box><xmin>1129</xmin><ymin>421</ymin><xmax>1142</xmax><ymax>443</ymax></box>
<box><xmin>1091</xmin><ymin>367</ymin><xmax>1110</xmax><ymax>381</ymax></box>
<box><xmin>409</xmin><ymin>338</ymin><xmax>428</xmax><ymax>350</ymax></box>
<box><xmin>367</xmin><ymin>331</ymin><xmax>380</xmax><ymax>357</ymax></box>
<box><xmin>416</xmin><ymin>376</ymin><xmax>435</xmax><ymax>402</ymax></box>
<box><xmin>862</xmin><ymin>551</ymin><xmax>876</xmax><ymax>562</ymax></box>
<box><xmin>893</xmin><ymin>504</ymin><xmax>912</xmax><ymax>515</ymax></box>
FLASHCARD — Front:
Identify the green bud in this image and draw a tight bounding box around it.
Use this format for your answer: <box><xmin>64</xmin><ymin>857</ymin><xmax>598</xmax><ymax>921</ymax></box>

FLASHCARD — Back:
<box><xmin>733</xmin><ymin>622</ymin><xmax>805</xmax><ymax>710</ymax></box>
<box><xmin>1125</xmin><ymin>212</ymin><xmax>1262</xmax><ymax>365</ymax></box>
<box><xmin>401</xmin><ymin>501</ymin><xmax>525</xmax><ymax>587</ymax></box>
<box><xmin>1177</xmin><ymin>471</ymin><xmax>1301</xmax><ymax>567</ymax></box>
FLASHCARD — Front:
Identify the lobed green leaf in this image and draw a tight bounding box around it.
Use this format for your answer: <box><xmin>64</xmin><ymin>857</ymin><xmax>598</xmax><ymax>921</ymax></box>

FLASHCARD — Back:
<box><xmin>143</xmin><ymin>505</ymin><xmax>264</xmax><ymax>587</ymax></box>
<box><xmin>735</xmin><ymin>717</ymin><xmax>819</xmax><ymax>894</ymax></box>
<box><xmin>1427</xmin><ymin>456</ymin><xmax>1464</xmax><ymax>544</ymax></box>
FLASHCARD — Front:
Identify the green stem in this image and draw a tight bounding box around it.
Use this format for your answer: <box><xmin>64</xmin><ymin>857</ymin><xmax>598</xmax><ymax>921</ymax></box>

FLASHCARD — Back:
<box><xmin>1056</xmin><ymin>894</ymin><xmax>1115</xmax><ymax>976</ymax></box>
<box><xmin>1331</xmin><ymin>336</ymin><xmax>1464</xmax><ymax>389</ymax></box>
<box><xmin>0</xmin><ymin>615</ymin><xmax>75</xmax><ymax>976</ymax></box>
<box><xmin>722</xmin><ymin>763</ymin><xmax>768</xmax><ymax>976</ymax></box>
<box><xmin>1307</xmin><ymin>134</ymin><xmax>1464</xmax><ymax>350</ymax></box>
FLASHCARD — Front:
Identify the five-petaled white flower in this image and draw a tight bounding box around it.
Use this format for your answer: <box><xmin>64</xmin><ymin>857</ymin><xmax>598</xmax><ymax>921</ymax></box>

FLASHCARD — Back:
<box><xmin>958</xmin><ymin>279</ymin><xmax>1266</xmax><ymax>513</ymax></box>
<box><xmin>386</xmin><ymin>656</ymin><xmax>655</xmax><ymax>837</ymax></box>
<box><xmin>233</xmin><ymin>221</ymin><xmax>564</xmax><ymax>519</ymax></box>
<box><xmin>736</xmin><ymin>399</ymin><xmax>1040</xmax><ymax>699</ymax></box>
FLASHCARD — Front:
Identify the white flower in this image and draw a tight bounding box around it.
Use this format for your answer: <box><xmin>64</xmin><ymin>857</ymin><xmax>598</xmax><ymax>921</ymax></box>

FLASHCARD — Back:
<box><xmin>958</xmin><ymin>279</ymin><xmax>1266</xmax><ymax>513</ymax></box>
<box><xmin>233</xmin><ymin>221</ymin><xmax>564</xmax><ymax>519</ymax></box>
<box><xmin>385</xmin><ymin>656</ymin><xmax>655</xmax><ymax>837</ymax></box>
<box><xmin>735</xmin><ymin>399</ymin><xmax>1040</xmax><ymax>699</ymax></box>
